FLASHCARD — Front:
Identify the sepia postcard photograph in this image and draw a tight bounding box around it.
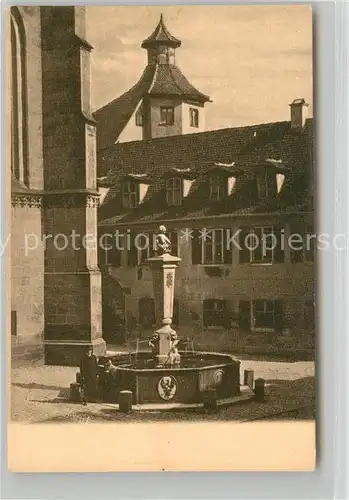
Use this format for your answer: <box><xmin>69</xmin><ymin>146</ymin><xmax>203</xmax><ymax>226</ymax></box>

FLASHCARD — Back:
<box><xmin>6</xmin><ymin>4</ymin><xmax>315</xmax><ymax>472</ymax></box>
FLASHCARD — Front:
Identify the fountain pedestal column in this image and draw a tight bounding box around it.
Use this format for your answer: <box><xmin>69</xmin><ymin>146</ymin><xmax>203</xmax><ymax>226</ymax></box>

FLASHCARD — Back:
<box><xmin>145</xmin><ymin>253</ymin><xmax>181</xmax><ymax>365</ymax></box>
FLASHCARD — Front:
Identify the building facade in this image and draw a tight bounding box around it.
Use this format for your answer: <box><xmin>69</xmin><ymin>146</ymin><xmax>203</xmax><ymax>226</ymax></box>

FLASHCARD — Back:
<box><xmin>94</xmin><ymin>15</ymin><xmax>211</xmax><ymax>150</ymax></box>
<box><xmin>98</xmin><ymin>100</ymin><xmax>315</xmax><ymax>351</ymax></box>
<box><xmin>8</xmin><ymin>7</ymin><xmax>314</xmax><ymax>360</ymax></box>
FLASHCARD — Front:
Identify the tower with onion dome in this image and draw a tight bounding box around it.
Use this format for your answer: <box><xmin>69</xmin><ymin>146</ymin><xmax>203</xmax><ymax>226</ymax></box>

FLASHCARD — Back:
<box><xmin>95</xmin><ymin>14</ymin><xmax>211</xmax><ymax>149</ymax></box>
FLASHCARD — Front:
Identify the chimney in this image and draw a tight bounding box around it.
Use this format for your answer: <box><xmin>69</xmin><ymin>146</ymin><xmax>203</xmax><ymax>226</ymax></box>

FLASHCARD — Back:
<box><xmin>289</xmin><ymin>98</ymin><xmax>309</xmax><ymax>130</ymax></box>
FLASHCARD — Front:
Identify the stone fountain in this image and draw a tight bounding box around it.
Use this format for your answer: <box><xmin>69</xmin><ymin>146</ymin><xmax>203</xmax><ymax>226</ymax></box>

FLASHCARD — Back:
<box><xmin>108</xmin><ymin>226</ymin><xmax>254</xmax><ymax>409</ymax></box>
<box><xmin>146</xmin><ymin>225</ymin><xmax>181</xmax><ymax>367</ymax></box>
<box><xmin>71</xmin><ymin>225</ymin><xmax>255</xmax><ymax>409</ymax></box>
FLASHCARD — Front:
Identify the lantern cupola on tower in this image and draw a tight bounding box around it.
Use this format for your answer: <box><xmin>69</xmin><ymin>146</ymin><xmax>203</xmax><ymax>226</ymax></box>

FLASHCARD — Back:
<box><xmin>142</xmin><ymin>14</ymin><xmax>181</xmax><ymax>65</ymax></box>
<box><xmin>95</xmin><ymin>14</ymin><xmax>211</xmax><ymax>147</ymax></box>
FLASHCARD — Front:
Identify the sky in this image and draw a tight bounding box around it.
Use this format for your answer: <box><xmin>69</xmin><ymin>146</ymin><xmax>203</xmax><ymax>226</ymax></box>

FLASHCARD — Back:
<box><xmin>87</xmin><ymin>5</ymin><xmax>313</xmax><ymax>131</ymax></box>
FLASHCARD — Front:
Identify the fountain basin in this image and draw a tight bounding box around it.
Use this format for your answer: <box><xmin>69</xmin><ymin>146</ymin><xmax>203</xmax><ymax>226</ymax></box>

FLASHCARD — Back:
<box><xmin>111</xmin><ymin>351</ymin><xmax>241</xmax><ymax>406</ymax></box>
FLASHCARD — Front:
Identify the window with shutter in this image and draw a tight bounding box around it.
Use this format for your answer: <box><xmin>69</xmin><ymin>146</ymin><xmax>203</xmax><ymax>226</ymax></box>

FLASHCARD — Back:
<box><xmin>223</xmin><ymin>229</ymin><xmax>233</xmax><ymax>264</ymax></box>
<box><xmin>250</xmin><ymin>300</ymin><xmax>282</xmax><ymax>331</ymax></box>
<box><xmin>239</xmin><ymin>300</ymin><xmax>251</xmax><ymax>329</ymax></box>
<box><xmin>305</xmin><ymin>224</ymin><xmax>315</xmax><ymax>262</ymax></box>
<box><xmin>137</xmin><ymin>232</ymin><xmax>156</xmax><ymax>264</ymax></box>
<box><xmin>191</xmin><ymin>229</ymin><xmax>201</xmax><ymax>265</ymax></box>
<box><xmin>168</xmin><ymin>231</ymin><xmax>179</xmax><ymax>257</ymax></box>
<box><xmin>274</xmin><ymin>300</ymin><xmax>284</xmax><ymax>332</ymax></box>
<box><xmin>273</xmin><ymin>227</ymin><xmax>285</xmax><ymax>263</ymax></box>
<box><xmin>290</xmin><ymin>223</ymin><xmax>306</xmax><ymax>262</ymax></box>
<box><xmin>239</xmin><ymin>226</ymin><xmax>283</xmax><ymax>264</ymax></box>
<box><xmin>202</xmin><ymin>229</ymin><xmax>225</xmax><ymax>265</ymax></box>
<box><xmin>252</xmin><ymin>227</ymin><xmax>273</xmax><ymax>263</ymax></box>
<box><xmin>173</xmin><ymin>298</ymin><xmax>179</xmax><ymax>326</ymax></box>
<box><xmin>109</xmin><ymin>246</ymin><xmax>121</xmax><ymax>267</ymax></box>
<box><xmin>203</xmin><ymin>299</ymin><xmax>227</xmax><ymax>327</ymax></box>
<box><xmin>239</xmin><ymin>227</ymin><xmax>251</xmax><ymax>263</ymax></box>
<box><xmin>127</xmin><ymin>233</ymin><xmax>138</xmax><ymax>267</ymax></box>
<box><xmin>290</xmin><ymin>223</ymin><xmax>314</xmax><ymax>263</ymax></box>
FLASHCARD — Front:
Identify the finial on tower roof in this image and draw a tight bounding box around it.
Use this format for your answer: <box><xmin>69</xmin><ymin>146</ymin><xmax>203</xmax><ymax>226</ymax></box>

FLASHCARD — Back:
<box><xmin>141</xmin><ymin>14</ymin><xmax>181</xmax><ymax>49</ymax></box>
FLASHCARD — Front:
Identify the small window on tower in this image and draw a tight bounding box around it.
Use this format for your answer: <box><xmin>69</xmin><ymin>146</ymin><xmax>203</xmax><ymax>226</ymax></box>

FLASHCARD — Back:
<box><xmin>160</xmin><ymin>107</ymin><xmax>174</xmax><ymax>126</ymax></box>
<box><xmin>189</xmin><ymin>108</ymin><xmax>199</xmax><ymax>128</ymax></box>
<box><xmin>135</xmin><ymin>108</ymin><xmax>143</xmax><ymax>127</ymax></box>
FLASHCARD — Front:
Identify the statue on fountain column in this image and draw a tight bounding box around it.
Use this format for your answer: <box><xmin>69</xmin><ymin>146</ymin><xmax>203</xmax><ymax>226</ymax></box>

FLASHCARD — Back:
<box><xmin>155</xmin><ymin>225</ymin><xmax>171</xmax><ymax>255</ymax></box>
<box><xmin>169</xmin><ymin>331</ymin><xmax>180</xmax><ymax>365</ymax></box>
<box><xmin>148</xmin><ymin>331</ymin><xmax>159</xmax><ymax>353</ymax></box>
<box><xmin>148</xmin><ymin>329</ymin><xmax>180</xmax><ymax>366</ymax></box>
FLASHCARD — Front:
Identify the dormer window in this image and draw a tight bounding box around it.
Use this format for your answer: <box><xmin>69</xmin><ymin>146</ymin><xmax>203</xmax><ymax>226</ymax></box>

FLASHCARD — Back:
<box><xmin>209</xmin><ymin>175</ymin><xmax>227</xmax><ymax>201</ymax></box>
<box><xmin>160</xmin><ymin>107</ymin><xmax>174</xmax><ymax>126</ymax></box>
<box><xmin>166</xmin><ymin>177</ymin><xmax>182</xmax><ymax>206</ymax></box>
<box><xmin>189</xmin><ymin>108</ymin><xmax>199</xmax><ymax>128</ymax></box>
<box><xmin>135</xmin><ymin>108</ymin><xmax>143</xmax><ymax>127</ymax></box>
<box><xmin>121</xmin><ymin>174</ymin><xmax>151</xmax><ymax>209</ymax></box>
<box><xmin>122</xmin><ymin>181</ymin><xmax>138</xmax><ymax>208</ymax></box>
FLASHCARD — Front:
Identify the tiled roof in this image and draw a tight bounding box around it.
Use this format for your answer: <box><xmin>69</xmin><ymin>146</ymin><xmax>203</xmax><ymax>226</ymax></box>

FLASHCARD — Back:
<box><xmin>141</xmin><ymin>14</ymin><xmax>181</xmax><ymax>48</ymax></box>
<box><xmin>95</xmin><ymin>64</ymin><xmax>210</xmax><ymax>150</ymax></box>
<box><xmin>98</xmin><ymin>118</ymin><xmax>313</xmax><ymax>227</ymax></box>
<box><xmin>95</xmin><ymin>65</ymin><xmax>211</xmax><ymax>151</ymax></box>
<box><xmin>100</xmin><ymin>207</ymin><xmax>310</xmax><ymax>228</ymax></box>
<box><xmin>94</xmin><ymin>65</ymin><xmax>155</xmax><ymax>151</ymax></box>
<box><xmin>149</xmin><ymin>64</ymin><xmax>210</xmax><ymax>102</ymax></box>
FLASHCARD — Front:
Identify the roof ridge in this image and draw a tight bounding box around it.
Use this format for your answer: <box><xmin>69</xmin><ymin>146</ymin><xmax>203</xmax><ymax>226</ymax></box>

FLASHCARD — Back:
<box><xmin>148</xmin><ymin>63</ymin><xmax>159</xmax><ymax>93</ymax></box>
<box><xmin>98</xmin><ymin>120</ymin><xmax>294</xmax><ymax>153</ymax></box>
<box><xmin>167</xmin><ymin>64</ymin><xmax>187</xmax><ymax>96</ymax></box>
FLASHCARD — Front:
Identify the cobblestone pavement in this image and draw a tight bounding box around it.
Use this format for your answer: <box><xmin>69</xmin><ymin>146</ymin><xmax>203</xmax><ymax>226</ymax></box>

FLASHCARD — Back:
<box><xmin>11</xmin><ymin>357</ymin><xmax>315</xmax><ymax>423</ymax></box>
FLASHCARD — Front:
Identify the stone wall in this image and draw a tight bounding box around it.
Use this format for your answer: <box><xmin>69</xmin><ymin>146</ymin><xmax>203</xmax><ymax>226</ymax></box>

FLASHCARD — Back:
<box><xmin>11</xmin><ymin>202</ymin><xmax>44</xmax><ymax>340</ymax></box>
<box><xmin>19</xmin><ymin>6</ymin><xmax>44</xmax><ymax>190</ymax></box>
<box><xmin>10</xmin><ymin>7</ymin><xmax>44</xmax><ymax>341</ymax></box>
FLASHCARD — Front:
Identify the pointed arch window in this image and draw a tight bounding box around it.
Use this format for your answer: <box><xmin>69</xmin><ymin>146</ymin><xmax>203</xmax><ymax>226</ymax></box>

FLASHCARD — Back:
<box><xmin>10</xmin><ymin>8</ymin><xmax>28</xmax><ymax>186</ymax></box>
